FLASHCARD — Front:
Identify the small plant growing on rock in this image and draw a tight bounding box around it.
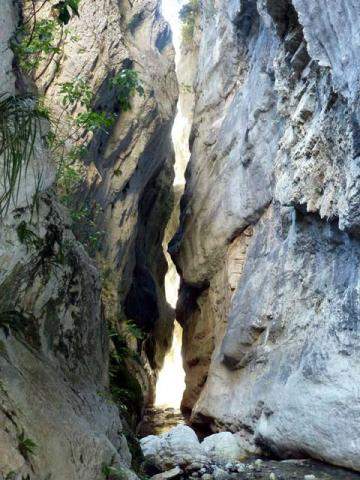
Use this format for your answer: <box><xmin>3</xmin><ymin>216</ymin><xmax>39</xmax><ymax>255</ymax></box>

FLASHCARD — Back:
<box><xmin>75</xmin><ymin>110</ymin><xmax>116</xmax><ymax>132</ymax></box>
<box><xmin>53</xmin><ymin>0</ymin><xmax>80</xmax><ymax>25</ymax></box>
<box><xmin>17</xmin><ymin>221</ymin><xmax>43</xmax><ymax>252</ymax></box>
<box><xmin>12</xmin><ymin>0</ymin><xmax>81</xmax><ymax>82</ymax></box>
<box><xmin>59</xmin><ymin>77</ymin><xmax>117</xmax><ymax>133</ymax></box>
<box><xmin>18</xmin><ymin>430</ymin><xmax>37</xmax><ymax>461</ymax></box>
<box><xmin>179</xmin><ymin>0</ymin><xmax>200</xmax><ymax>43</ymax></box>
<box><xmin>102</xmin><ymin>464</ymin><xmax>128</xmax><ymax>480</ymax></box>
<box><xmin>125</xmin><ymin>320</ymin><xmax>145</xmax><ymax>340</ymax></box>
<box><xmin>111</xmin><ymin>69</ymin><xmax>145</xmax><ymax>111</ymax></box>
<box><xmin>60</xmin><ymin>78</ymin><xmax>93</xmax><ymax>108</ymax></box>
<box><xmin>12</xmin><ymin>19</ymin><xmax>61</xmax><ymax>76</ymax></box>
<box><xmin>0</xmin><ymin>311</ymin><xmax>27</xmax><ymax>337</ymax></box>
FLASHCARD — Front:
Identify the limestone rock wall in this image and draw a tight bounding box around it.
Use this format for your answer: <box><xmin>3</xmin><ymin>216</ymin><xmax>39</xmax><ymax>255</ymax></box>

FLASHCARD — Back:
<box><xmin>173</xmin><ymin>0</ymin><xmax>360</xmax><ymax>471</ymax></box>
<box><xmin>32</xmin><ymin>0</ymin><xmax>178</xmax><ymax>399</ymax></box>
<box><xmin>0</xmin><ymin>3</ymin><xmax>124</xmax><ymax>479</ymax></box>
<box><xmin>0</xmin><ymin>0</ymin><xmax>177</xmax><ymax>478</ymax></box>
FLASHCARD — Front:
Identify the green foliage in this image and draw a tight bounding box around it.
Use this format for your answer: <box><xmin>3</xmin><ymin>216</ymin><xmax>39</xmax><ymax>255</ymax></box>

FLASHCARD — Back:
<box><xmin>180</xmin><ymin>83</ymin><xmax>192</xmax><ymax>94</ymax></box>
<box><xmin>108</xmin><ymin>329</ymin><xmax>133</xmax><ymax>363</ymax></box>
<box><xmin>60</xmin><ymin>78</ymin><xmax>93</xmax><ymax>108</ymax></box>
<box><xmin>56</xmin><ymin>155</ymin><xmax>84</xmax><ymax>204</ymax></box>
<box><xmin>4</xmin><ymin>472</ymin><xmax>25</xmax><ymax>480</ymax></box>
<box><xmin>17</xmin><ymin>221</ymin><xmax>43</xmax><ymax>251</ymax></box>
<box><xmin>13</xmin><ymin>20</ymin><xmax>60</xmax><ymax>75</ymax></box>
<box><xmin>0</xmin><ymin>310</ymin><xmax>25</xmax><ymax>336</ymax></box>
<box><xmin>111</xmin><ymin>69</ymin><xmax>145</xmax><ymax>112</ymax></box>
<box><xmin>102</xmin><ymin>464</ymin><xmax>128</xmax><ymax>480</ymax></box>
<box><xmin>123</xmin><ymin>429</ymin><xmax>145</xmax><ymax>474</ymax></box>
<box><xmin>69</xmin><ymin>202</ymin><xmax>105</xmax><ymax>256</ymax></box>
<box><xmin>12</xmin><ymin>0</ymin><xmax>81</xmax><ymax>79</ymax></box>
<box><xmin>59</xmin><ymin>77</ymin><xmax>116</xmax><ymax>132</ymax></box>
<box><xmin>53</xmin><ymin>0</ymin><xmax>80</xmax><ymax>25</ymax></box>
<box><xmin>125</xmin><ymin>321</ymin><xmax>144</xmax><ymax>340</ymax></box>
<box><xmin>0</xmin><ymin>94</ymin><xmax>48</xmax><ymax>217</ymax></box>
<box><xmin>18</xmin><ymin>431</ymin><xmax>37</xmax><ymax>460</ymax></box>
<box><xmin>6</xmin><ymin>0</ymin><xmax>144</xmax><ymax>273</ymax></box>
<box><xmin>17</xmin><ymin>220</ymin><xmax>67</xmax><ymax>269</ymax></box>
<box><xmin>108</xmin><ymin>328</ymin><xmax>144</xmax><ymax>426</ymax></box>
<box><xmin>76</xmin><ymin>110</ymin><xmax>116</xmax><ymax>132</ymax></box>
<box><xmin>179</xmin><ymin>0</ymin><xmax>200</xmax><ymax>43</ymax></box>
<box><xmin>109</xmin><ymin>377</ymin><xmax>143</xmax><ymax>423</ymax></box>
<box><xmin>54</xmin><ymin>144</ymin><xmax>87</xmax><ymax>209</ymax></box>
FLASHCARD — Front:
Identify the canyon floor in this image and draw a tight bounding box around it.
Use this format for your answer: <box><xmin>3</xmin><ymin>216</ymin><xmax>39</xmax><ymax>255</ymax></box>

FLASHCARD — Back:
<box><xmin>139</xmin><ymin>408</ymin><xmax>360</xmax><ymax>480</ymax></box>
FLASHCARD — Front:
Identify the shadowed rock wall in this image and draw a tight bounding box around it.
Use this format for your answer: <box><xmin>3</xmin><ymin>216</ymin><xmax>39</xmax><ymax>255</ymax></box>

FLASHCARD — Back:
<box><xmin>0</xmin><ymin>0</ymin><xmax>177</xmax><ymax>478</ymax></box>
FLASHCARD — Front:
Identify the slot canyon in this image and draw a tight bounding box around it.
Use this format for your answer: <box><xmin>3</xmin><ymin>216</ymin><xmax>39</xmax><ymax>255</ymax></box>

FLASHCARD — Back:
<box><xmin>1</xmin><ymin>1</ymin><xmax>360</xmax><ymax>480</ymax></box>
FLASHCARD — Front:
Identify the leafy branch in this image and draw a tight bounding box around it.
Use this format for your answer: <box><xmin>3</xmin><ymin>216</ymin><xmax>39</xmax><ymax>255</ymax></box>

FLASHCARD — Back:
<box><xmin>111</xmin><ymin>69</ymin><xmax>144</xmax><ymax>111</ymax></box>
<box><xmin>53</xmin><ymin>0</ymin><xmax>80</xmax><ymax>25</ymax></box>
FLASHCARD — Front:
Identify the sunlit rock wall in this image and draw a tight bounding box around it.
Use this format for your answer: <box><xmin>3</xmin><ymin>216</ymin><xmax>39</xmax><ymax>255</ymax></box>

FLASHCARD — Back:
<box><xmin>172</xmin><ymin>0</ymin><xmax>360</xmax><ymax>471</ymax></box>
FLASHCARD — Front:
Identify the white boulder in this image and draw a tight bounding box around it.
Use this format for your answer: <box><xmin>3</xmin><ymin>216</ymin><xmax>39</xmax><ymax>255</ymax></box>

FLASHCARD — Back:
<box><xmin>140</xmin><ymin>425</ymin><xmax>207</xmax><ymax>470</ymax></box>
<box><xmin>140</xmin><ymin>426</ymin><xmax>251</xmax><ymax>470</ymax></box>
<box><xmin>202</xmin><ymin>432</ymin><xmax>248</xmax><ymax>462</ymax></box>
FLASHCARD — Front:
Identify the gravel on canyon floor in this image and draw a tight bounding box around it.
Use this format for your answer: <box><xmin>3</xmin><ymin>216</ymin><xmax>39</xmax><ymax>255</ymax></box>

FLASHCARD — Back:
<box><xmin>149</xmin><ymin>458</ymin><xmax>360</xmax><ymax>480</ymax></box>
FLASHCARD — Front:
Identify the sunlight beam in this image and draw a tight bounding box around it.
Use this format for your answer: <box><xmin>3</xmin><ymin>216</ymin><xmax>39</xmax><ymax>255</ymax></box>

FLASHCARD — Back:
<box><xmin>155</xmin><ymin>0</ymin><xmax>189</xmax><ymax>409</ymax></box>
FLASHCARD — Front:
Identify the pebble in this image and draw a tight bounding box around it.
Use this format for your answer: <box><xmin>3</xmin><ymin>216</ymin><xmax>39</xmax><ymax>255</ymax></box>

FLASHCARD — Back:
<box><xmin>199</xmin><ymin>468</ymin><xmax>207</xmax><ymax>474</ymax></box>
<box><xmin>237</xmin><ymin>464</ymin><xmax>245</xmax><ymax>473</ymax></box>
<box><xmin>201</xmin><ymin>475</ymin><xmax>213</xmax><ymax>480</ymax></box>
<box><xmin>188</xmin><ymin>463</ymin><xmax>203</xmax><ymax>471</ymax></box>
<box><xmin>269</xmin><ymin>474</ymin><xmax>277</xmax><ymax>480</ymax></box>
<box><xmin>212</xmin><ymin>467</ymin><xmax>230</xmax><ymax>480</ymax></box>
<box><xmin>254</xmin><ymin>459</ymin><xmax>263</xmax><ymax>471</ymax></box>
<box><xmin>150</xmin><ymin>467</ymin><xmax>183</xmax><ymax>480</ymax></box>
<box><xmin>304</xmin><ymin>476</ymin><xmax>316</xmax><ymax>480</ymax></box>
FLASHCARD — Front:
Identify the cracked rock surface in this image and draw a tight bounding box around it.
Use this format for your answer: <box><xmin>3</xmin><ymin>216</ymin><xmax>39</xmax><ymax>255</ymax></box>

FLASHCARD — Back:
<box><xmin>172</xmin><ymin>0</ymin><xmax>360</xmax><ymax>472</ymax></box>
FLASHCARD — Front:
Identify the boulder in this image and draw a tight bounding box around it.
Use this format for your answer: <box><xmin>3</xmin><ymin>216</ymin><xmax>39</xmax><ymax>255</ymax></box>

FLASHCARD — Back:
<box><xmin>141</xmin><ymin>426</ymin><xmax>253</xmax><ymax>471</ymax></box>
<box><xmin>140</xmin><ymin>426</ymin><xmax>207</xmax><ymax>470</ymax></box>
<box><xmin>202</xmin><ymin>432</ymin><xmax>248</xmax><ymax>463</ymax></box>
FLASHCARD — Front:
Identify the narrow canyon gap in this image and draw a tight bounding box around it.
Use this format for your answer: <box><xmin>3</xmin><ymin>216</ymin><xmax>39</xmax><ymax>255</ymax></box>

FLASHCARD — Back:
<box><xmin>155</xmin><ymin>0</ymin><xmax>189</xmax><ymax>410</ymax></box>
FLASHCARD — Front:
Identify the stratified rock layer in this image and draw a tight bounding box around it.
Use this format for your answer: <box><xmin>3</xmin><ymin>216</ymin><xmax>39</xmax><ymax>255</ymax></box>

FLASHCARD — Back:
<box><xmin>172</xmin><ymin>0</ymin><xmax>360</xmax><ymax>471</ymax></box>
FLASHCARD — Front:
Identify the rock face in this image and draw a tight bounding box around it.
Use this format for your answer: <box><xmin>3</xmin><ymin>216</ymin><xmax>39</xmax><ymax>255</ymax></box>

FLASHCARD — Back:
<box><xmin>0</xmin><ymin>0</ymin><xmax>176</xmax><ymax>478</ymax></box>
<box><xmin>0</xmin><ymin>201</ymin><xmax>130</xmax><ymax>478</ymax></box>
<box><xmin>33</xmin><ymin>0</ymin><xmax>178</xmax><ymax>403</ymax></box>
<box><xmin>172</xmin><ymin>0</ymin><xmax>360</xmax><ymax>472</ymax></box>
